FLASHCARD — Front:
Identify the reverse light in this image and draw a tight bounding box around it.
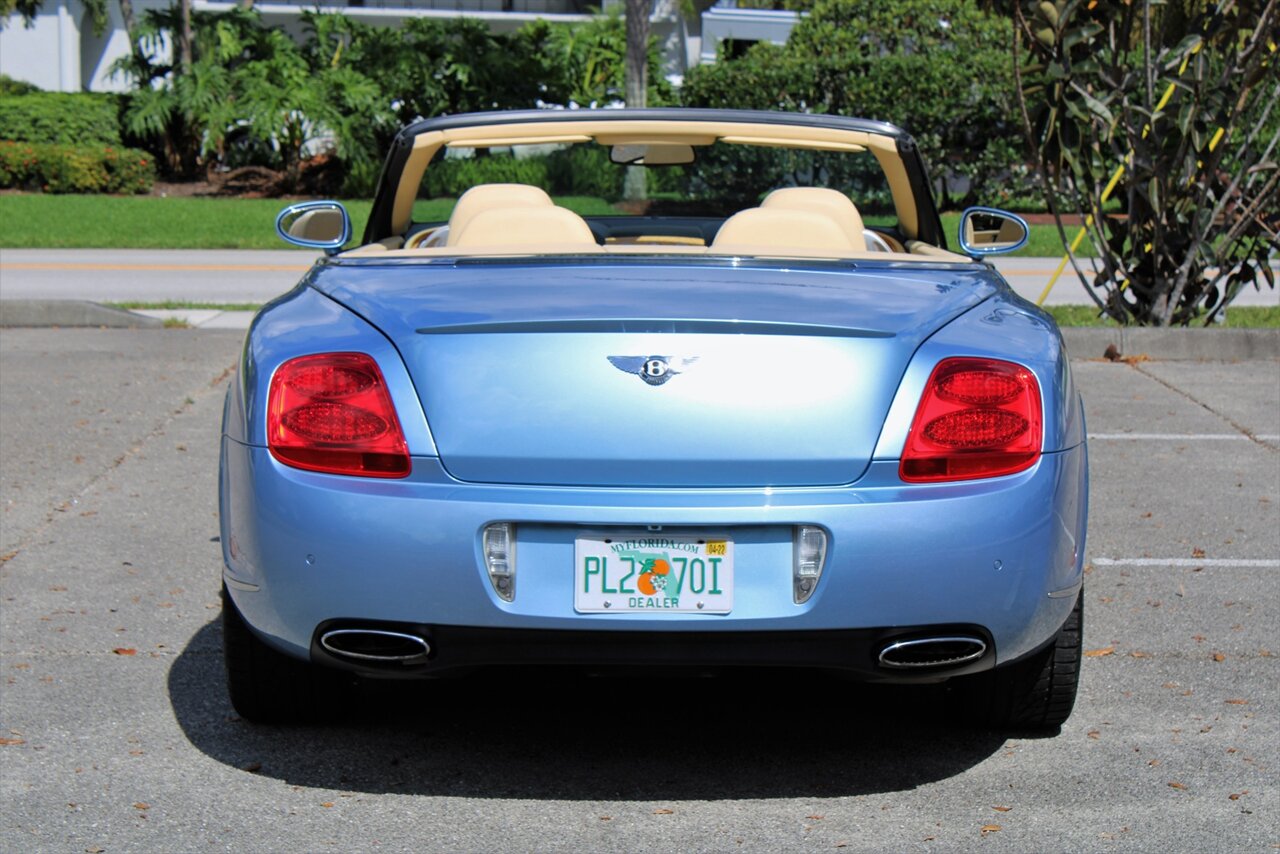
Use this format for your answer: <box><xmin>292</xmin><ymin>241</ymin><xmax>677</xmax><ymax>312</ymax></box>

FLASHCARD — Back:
<box><xmin>900</xmin><ymin>357</ymin><xmax>1042</xmax><ymax>482</ymax></box>
<box><xmin>483</xmin><ymin>523</ymin><xmax>516</xmax><ymax>601</ymax></box>
<box><xmin>267</xmin><ymin>352</ymin><xmax>410</xmax><ymax>478</ymax></box>
<box><xmin>792</xmin><ymin>525</ymin><xmax>828</xmax><ymax>604</ymax></box>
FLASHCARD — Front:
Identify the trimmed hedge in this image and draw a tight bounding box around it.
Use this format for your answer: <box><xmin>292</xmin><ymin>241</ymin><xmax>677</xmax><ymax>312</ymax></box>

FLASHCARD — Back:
<box><xmin>423</xmin><ymin>155</ymin><xmax>551</xmax><ymax>199</ymax></box>
<box><xmin>422</xmin><ymin>147</ymin><xmax>659</xmax><ymax>200</ymax></box>
<box><xmin>0</xmin><ymin>141</ymin><xmax>155</xmax><ymax>194</ymax></box>
<box><xmin>0</xmin><ymin>93</ymin><xmax>122</xmax><ymax>146</ymax></box>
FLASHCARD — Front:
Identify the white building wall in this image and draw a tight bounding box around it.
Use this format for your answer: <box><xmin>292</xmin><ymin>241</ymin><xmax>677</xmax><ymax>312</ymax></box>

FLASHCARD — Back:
<box><xmin>1</xmin><ymin>0</ymin><xmax>171</xmax><ymax>92</ymax></box>
<box><xmin>2</xmin><ymin>0</ymin><xmax>697</xmax><ymax>94</ymax></box>
<box><xmin>2</xmin><ymin>3</ymin><xmax>80</xmax><ymax>91</ymax></box>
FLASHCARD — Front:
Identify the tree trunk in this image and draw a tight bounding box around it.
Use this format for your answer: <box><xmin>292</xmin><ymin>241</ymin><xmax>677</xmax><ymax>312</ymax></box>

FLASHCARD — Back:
<box><xmin>117</xmin><ymin>0</ymin><xmax>136</xmax><ymax>40</ymax></box>
<box><xmin>179</xmin><ymin>0</ymin><xmax>193</xmax><ymax>71</ymax></box>
<box><xmin>117</xmin><ymin>0</ymin><xmax>143</xmax><ymax>60</ymax></box>
<box><xmin>623</xmin><ymin>0</ymin><xmax>649</xmax><ymax>201</ymax></box>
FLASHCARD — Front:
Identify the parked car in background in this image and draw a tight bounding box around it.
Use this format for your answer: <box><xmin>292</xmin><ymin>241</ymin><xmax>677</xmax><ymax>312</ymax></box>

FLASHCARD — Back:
<box><xmin>220</xmin><ymin>109</ymin><xmax>1087</xmax><ymax>730</ymax></box>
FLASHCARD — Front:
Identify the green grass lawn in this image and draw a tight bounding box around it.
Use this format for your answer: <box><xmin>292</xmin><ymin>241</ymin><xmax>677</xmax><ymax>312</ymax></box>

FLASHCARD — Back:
<box><xmin>3</xmin><ymin>193</ymin><xmax>1080</xmax><ymax>255</ymax></box>
<box><xmin>0</xmin><ymin>194</ymin><xmax>622</xmax><ymax>249</ymax></box>
<box><xmin>0</xmin><ymin>195</ymin><xmax>361</xmax><ymax>250</ymax></box>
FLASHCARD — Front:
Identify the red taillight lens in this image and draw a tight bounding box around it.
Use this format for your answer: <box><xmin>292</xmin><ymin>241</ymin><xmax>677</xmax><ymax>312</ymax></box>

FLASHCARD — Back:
<box><xmin>900</xmin><ymin>357</ymin><xmax>1042</xmax><ymax>482</ymax></box>
<box><xmin>267</xmin><ymin>353</ymin><xmax>410</xmax><ymax>478</ymax></box>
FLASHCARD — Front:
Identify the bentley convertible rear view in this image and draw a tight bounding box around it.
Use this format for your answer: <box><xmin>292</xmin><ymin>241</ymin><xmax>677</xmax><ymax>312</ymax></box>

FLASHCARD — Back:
<box><xmin>219</xmin><ymin>109</ymin><xmax>1088</xmax><ymax>730</ymax></box>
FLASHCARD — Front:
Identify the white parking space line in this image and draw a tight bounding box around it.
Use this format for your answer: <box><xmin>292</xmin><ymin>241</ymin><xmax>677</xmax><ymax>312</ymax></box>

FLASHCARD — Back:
<box><xmin>1092</xmin><ymin>557</ymin><xmax>1280</xmax><ymax>567</ymax></box>
<box><xmin>1088</xmin><ymin>433</ymin><xmax>1280</xmax><ymax>441</ymax></box>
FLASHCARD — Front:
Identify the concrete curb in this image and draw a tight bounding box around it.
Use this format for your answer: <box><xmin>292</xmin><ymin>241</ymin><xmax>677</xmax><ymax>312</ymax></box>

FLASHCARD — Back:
<box><xmin>1061</xmin><ymin>327</ymin><xmax>1280</xmax><ymax>361</ymax></box>
<box><xmin>0</xmin><ymin>299</ymin><xmax>163</xmax><ymax>329</ymax></box>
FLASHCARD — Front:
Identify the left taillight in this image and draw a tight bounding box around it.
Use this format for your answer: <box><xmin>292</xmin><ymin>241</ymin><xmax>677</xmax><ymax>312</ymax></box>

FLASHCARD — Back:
<box><xmin>267</xmin><ymin>352</ymin><xmax>410</xmax><ymax>478</ymax></box>
<box><xmin>899</xmin><ymin>357</ymin><xmax>1042</xmax><ymax>483</ymax></box>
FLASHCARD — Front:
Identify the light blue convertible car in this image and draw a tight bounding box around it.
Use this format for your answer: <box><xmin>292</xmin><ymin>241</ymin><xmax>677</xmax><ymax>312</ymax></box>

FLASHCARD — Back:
<box><xmin>219</xmin><ymin>109</ymin><xmax>1088</xmax><ymax>729</ymax></box>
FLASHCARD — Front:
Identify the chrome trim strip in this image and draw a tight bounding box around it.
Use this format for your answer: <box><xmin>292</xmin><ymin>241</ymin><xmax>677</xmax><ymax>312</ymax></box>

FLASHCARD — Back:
<box><xmin>878</xmin><ymin>636</ymin><xmax>987</xmax><ymax>669</ymax></box>
<box><xmin>319</xmin><ymin>629</ymin><xmax>431</xmax><ymax>662</ymax></box>
<box><xmin>1048</xmin><ymin>579</ymin><xmax>1084</xmax><ymax>599</ymax></box>
<box><xmin>223</xmin><ymin>573</ymin><xmax>260</xmax><ymax>592</ymax></box>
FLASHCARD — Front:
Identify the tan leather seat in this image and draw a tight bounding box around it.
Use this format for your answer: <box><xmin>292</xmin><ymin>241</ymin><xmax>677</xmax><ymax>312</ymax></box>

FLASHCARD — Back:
<box><xmin>450</xmin><ymin>206</ymin><xmax>601</xmax><ymax>251</ymax></box>
<box><xmin>444</xmin><ymin>183</ymin><xmax>553</xmax><ymax>247</ymax></box>
<box><xmin>761</xmin><ymin>187</ymin><xmax>866</xmax><ymax>249</ymax></box>
<box><xmin>710</xmin><ymin>207</ymin><xmax>856</xmax><ymax>255</ymax></box>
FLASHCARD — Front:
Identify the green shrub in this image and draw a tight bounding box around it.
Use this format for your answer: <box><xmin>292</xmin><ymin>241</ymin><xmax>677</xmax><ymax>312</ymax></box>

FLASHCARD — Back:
<box><xmin>0</xmin><ymin>74</ymin><xmax>41</xmax><ymax>96</ymax></box>
<box><xmin>0</xmin><ymin>141</ymin><xmax>155</xmax><ymax>193</ymax></box>
<box><xmin>422</xmin><ymin>155</ymin><xmax>551</xmax><ymax>198</ymax></box>
<box><xmin>0</xmin><ymin>93</ymin><xmax>123</xmax><ymax>146</ymax></box>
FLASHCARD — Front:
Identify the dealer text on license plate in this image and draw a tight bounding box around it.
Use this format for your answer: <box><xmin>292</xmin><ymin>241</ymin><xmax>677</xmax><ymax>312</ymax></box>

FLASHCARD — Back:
<box><xmin>574</xmin><ymin>534</ymin><xmax>734</xmax><ymax>614</ymax></box>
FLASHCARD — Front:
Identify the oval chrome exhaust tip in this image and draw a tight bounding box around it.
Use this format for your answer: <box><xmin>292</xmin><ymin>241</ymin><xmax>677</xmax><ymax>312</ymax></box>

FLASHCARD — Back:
<box><xmin>878</xmin><ymin>636</ymin><xmax>987</xmax><ymax>669</ymax></box>
<box><xmin>320</xmin><ymin>629</ymin><xmax>431</xmax><ymax>663</ymax></box>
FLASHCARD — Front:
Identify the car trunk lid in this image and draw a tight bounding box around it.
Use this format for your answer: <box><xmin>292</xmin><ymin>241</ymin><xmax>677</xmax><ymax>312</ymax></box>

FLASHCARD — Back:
<box><xmin>312</xmin><ymin>259</ymin><xmax>996</xmax><ymax>487</ymax></box>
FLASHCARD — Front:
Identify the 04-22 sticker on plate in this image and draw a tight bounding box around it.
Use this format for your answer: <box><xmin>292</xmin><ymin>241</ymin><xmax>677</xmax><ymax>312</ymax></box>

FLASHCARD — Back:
<box><xmin>574</xmin><ymin>534</ymin><xmax>734</xmax><ymax>614</ymax></box>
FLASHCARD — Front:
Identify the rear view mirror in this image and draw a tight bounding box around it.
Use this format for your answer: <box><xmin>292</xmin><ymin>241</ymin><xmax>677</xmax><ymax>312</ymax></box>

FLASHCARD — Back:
<box><xmin>276</xmin><ymin>201</ymin><xmax>352</xmax><ymax>255</ymax></box>
<box><xmin>958</xmin><ymin>207</ymin><xmax>1029</xmax><ymax>256</ymax></box>
<box><xmin>609</xmin><ymin>144</ymin><xmax>696</xmax><ymax>166</ymax></box>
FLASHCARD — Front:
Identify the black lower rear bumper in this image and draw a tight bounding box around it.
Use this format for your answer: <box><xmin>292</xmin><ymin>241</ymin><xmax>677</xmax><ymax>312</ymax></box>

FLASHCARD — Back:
<box><xmin>309</xmin><ymin>620</ymin><xmax>997</xmax><ymax>683</ymax></box>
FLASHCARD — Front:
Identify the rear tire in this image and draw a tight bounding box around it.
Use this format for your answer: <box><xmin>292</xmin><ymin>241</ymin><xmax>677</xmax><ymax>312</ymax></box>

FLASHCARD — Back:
<box><xmin>967</xmin><ymin>591</ymin><xmax>1083</xmax><ymax>731</ymax></box>
<box><xmin>222</xmin><ymin>587</ymin><xmax>348</xmax><ymax>723</ymax></box>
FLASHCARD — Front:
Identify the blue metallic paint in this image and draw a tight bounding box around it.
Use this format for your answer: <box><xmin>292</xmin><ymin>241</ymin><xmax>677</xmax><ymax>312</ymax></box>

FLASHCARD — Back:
<box><xmin>222</xmin><ymin>443</ymin><xmax>1083</xmax><ymax>664</ymax></box>
<box><xmin>221</xmin><ymin>255</ymin><xmax>1087</xmax><ymax>676</ymax></box>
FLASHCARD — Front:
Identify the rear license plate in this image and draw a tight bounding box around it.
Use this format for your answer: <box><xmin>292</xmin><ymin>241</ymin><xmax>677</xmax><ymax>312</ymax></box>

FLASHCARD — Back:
<box><xmin>574</xmin><ymin>534</ymin><xmax>734</xmax><ymax>614</ymax></box>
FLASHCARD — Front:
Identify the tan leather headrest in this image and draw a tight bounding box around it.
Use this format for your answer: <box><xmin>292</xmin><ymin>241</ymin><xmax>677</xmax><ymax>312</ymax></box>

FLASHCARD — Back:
<box><xmin>761</xmin><ymin>187</ymin><xmax>865</xmax><ymax>248</ymax></box>
<box><xmin>710</xmin><ymin>208</ymin><xmax>856</xmax><ymax>254</ymax></box>
<box><xmin>450</xmin><ymin>206</ymin><xmax>601</xmax><ymax>250</ymax></box>
<box><xmin>446</xmin><ymin>183</ymin><xmax>553</xmax><ymax>247</ymax></box>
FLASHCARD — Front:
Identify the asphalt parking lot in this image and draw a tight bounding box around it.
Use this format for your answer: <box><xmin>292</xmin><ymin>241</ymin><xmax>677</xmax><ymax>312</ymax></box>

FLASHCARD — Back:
<box><xmin>1</xmin><ymin>328</ymin><xmax>1276</xmax><ymax>852</ymax></box>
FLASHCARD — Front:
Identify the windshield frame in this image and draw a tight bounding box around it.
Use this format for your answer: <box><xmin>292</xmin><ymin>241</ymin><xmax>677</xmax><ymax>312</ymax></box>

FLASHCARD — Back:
<box><xmin>362</xmin><ymin>109</ymin><xmax>946</xmax><ymax>251</ymax></box>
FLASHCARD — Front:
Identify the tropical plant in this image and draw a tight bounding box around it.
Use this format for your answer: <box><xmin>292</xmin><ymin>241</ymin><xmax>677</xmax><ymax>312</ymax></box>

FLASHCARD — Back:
<box><xmin>113</xmin><ymin>7</ymin><xmax>390</xmax><ymax>189</ymax></box>
<box><xmin>1016</xmin><ymin>0</ymin><xmax>1279</xmax><ymax>325</ymax></box>
<box><xmin>317</xmin><ymin>16</ymin><xmax>559</xmax><ymax>131</ymax></box>
<box><xmin>543</xmin><ymin>8</ymin><xmax>673</xmax><ymax>108</ymax></box>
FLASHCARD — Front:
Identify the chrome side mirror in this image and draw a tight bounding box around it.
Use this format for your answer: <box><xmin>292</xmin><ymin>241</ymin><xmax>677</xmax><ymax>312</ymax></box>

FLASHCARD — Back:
<box><xmin>275</xmin><ymin>201</ymin><xmax>352</xmax><ymax>255</ymax></box>
<box><xmin>957</xmin><ymin>207</ymin><xmax>1029</xmax><ymax>257</ymax></box>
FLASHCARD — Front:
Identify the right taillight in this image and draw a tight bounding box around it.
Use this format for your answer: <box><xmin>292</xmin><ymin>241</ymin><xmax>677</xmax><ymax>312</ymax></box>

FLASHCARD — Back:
<box><xmin>267</xmin><ymin>352</ymin><xmax>410</xmax><ymax>478</ymax></box>
<box><xmin>899</xmin><ymin>357</ymin><xmax>1042</xmax><ymax>482</ymax></box>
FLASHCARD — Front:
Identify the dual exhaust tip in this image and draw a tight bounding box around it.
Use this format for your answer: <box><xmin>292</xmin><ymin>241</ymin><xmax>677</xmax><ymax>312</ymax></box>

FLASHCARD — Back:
<box><xmin>320</xmin><ymin>629</ymin><xmax>430</xmax><ymax>664</ymax></box>
<box><xmin>878</xmin><ymin>636</ymin><xmax>987</xmax><ymax>669</ymax></box>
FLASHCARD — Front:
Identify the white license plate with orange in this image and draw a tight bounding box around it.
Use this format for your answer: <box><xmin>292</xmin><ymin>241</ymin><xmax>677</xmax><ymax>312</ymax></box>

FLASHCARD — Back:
<box><xmin>574</xmin><ymin>534</ymin><xmax>734</xmax><ymax>614</ymax></box>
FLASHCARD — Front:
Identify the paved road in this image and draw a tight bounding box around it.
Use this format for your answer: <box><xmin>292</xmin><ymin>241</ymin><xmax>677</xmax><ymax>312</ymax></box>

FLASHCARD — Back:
<box><xmin>1</xmin><ymin>329</ymin><xmax>1277</xmax><ymax>852</ymax></box>
<box><xmin>2</xmin><ymin>249</ymin><xmax>1278</xmax><ymax>308</ymax></box>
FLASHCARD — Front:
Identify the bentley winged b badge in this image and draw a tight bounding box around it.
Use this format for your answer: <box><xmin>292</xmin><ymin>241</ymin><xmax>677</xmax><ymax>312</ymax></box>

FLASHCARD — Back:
<box><xmin>607</xmin><ymin>355</ymin><xmax>700</xmax><ymax>386</ymax></box>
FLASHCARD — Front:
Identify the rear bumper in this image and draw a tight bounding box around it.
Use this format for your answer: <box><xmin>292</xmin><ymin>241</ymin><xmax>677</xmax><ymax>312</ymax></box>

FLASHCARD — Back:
<box><xmin>221</xmin><ymin>440</ymin><xmax>1087</xmax><ymax>676</ymax></box>
<box><xmin>307</xmin><ymin>621</ymin><xmax>997</xmax><ymax>682</ymax></box>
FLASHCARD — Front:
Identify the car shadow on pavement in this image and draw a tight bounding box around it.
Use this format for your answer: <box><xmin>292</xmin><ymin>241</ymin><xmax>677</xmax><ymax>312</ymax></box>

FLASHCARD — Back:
<box><xmin>170</xmin><ymin>618</ymin><xmax>1007</xmax><ymax>799</ymax></box>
